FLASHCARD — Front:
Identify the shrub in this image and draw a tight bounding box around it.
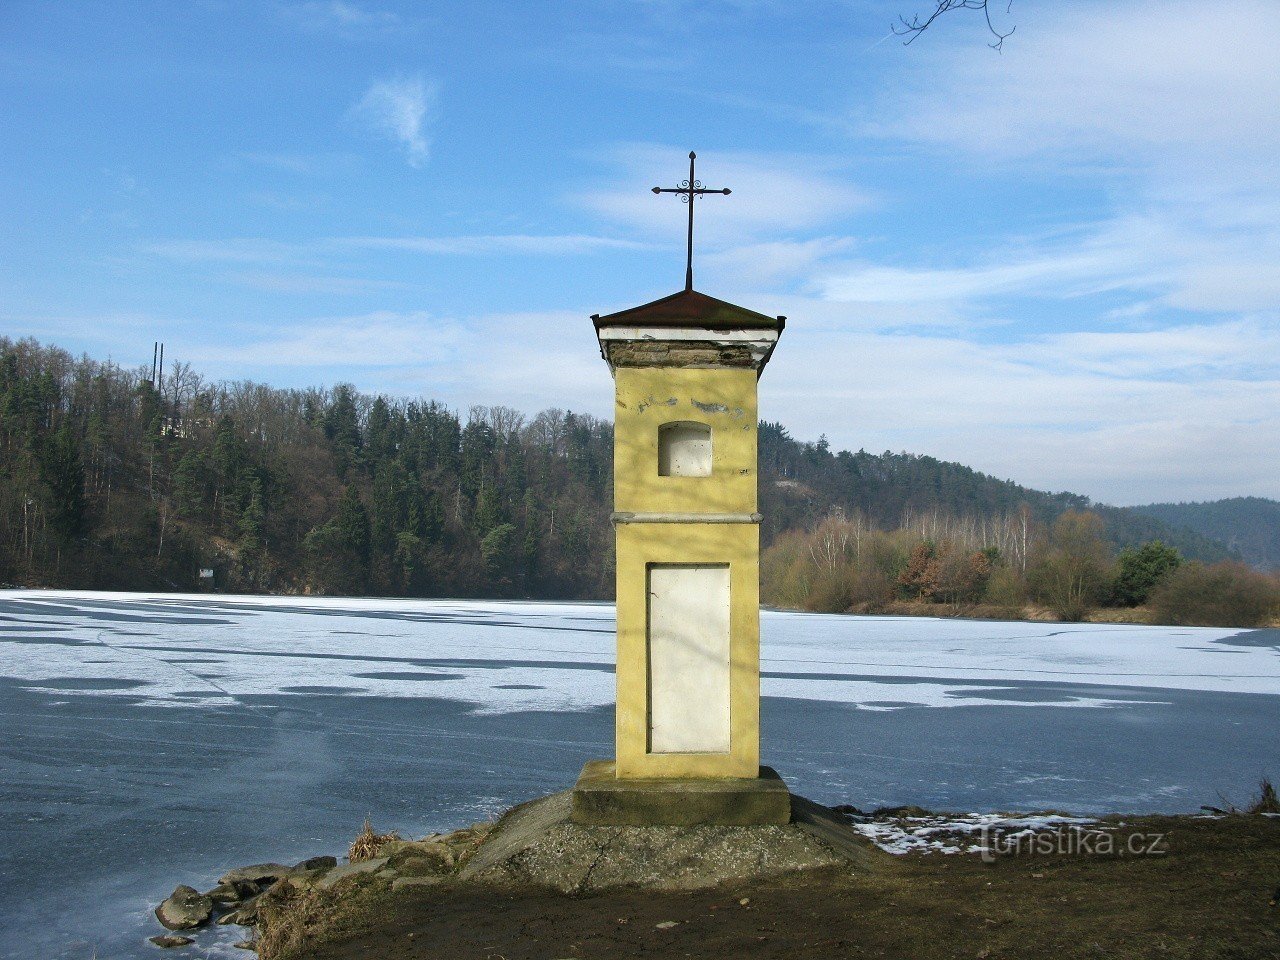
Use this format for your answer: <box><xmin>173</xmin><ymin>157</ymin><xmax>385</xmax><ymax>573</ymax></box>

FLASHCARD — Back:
<box><xmin>805</xmin><ymin>566</ymin><xmax>855</xmax><ymax>613</ymax></box>
<box><xmin>982</xmin><ymin>565</ymin><xmax>1026</xmax><ymax>607</ymax></box>
<box><xmin>1112</xmin><ymin>540</ymin><xmax>1182</xmax><ymax>606</ymax></box>
<box><xmin>1029</xmin><ymin>511</ymin><xmax>1114</xmax><ymax>621</ymax></box>
<box><xmin>1148</xmin><ymin>561</ymin><xmax>1280</xmax><ymax>627</ymax></box>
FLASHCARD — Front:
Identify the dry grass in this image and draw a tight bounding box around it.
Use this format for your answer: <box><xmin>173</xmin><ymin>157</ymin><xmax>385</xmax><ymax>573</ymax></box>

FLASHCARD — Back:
<box><xmin>1247</xmin><ymin>777</ymin><xmax>1280</xmax><ymax>815</ymax></box>
<box><xmin>348</xmin><ymin>818</ymin><xmax>401</xmax><ymax>864</ymax></box>
<box><xmin>255</xmin><ymin>880</ymin><xmax>359</xmax><ymax>960</ymax></box>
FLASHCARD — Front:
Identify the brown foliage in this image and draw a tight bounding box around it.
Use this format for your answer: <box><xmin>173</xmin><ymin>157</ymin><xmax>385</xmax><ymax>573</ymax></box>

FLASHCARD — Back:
<box><xmin>1148</xmin><ymin>561</ymin><xmax>1279</xmax><ymax>627</ymax></box>
<box><xmin>1029</xmin><ymin>511</ymin><xmax>1114</xmax><ymax>621</ymax></box>
<box><xmin>348</xmin><ymin>818</ymin><xmax>400</xmax><ymax>863</ymax></box>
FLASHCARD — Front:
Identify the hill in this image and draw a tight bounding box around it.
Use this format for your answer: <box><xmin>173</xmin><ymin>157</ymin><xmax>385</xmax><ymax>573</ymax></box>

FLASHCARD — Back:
<box><xmin>757</xmin><ymin>424</ymin><xmax>1236</xmax><ymax>565</ymax></box>
<box><xmin>0</xmin><ymin>336</ymin><xmax>1241</xmax><ymax>597</ymax></box>
<box><xmin>1129</xmin><ymin>497</ymin><xmax>1280</xmax><ymax>570</ymax></box>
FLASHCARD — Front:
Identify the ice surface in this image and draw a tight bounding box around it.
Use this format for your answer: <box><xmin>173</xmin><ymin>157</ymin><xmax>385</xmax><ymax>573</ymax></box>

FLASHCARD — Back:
<box><xmin>0</xmin><ymin>591</ymin><xmax>1276</xmax><ymax>959</ymax></box>
<box><xmin>2</xmin><ymin>590</ymin><xmax>1277</xmax><ymax>714</ymax></box>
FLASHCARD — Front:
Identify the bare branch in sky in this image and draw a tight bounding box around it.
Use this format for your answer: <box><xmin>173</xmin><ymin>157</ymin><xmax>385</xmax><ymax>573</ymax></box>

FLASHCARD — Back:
<box><xmin>895</xmin><ymin>0</ymin><xmax>1016</xmax><ymax>51</ymax></box>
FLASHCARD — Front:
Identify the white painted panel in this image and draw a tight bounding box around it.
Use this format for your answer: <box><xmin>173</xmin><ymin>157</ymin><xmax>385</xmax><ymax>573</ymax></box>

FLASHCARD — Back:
<box><xmin>647</xmin><ymin>564</ymin><xmax>731</xmax><ymax>753</ymax></box>
<box><xmin>658</xmin><ymin>422</ymin><xmax>712</xmax><ymax>477</ymax></box>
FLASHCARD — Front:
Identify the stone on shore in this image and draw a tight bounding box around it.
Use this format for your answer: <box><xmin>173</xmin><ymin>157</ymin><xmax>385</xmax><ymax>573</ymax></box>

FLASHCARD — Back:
<box><xmin>316</xmin><ymin>857</ymin><xmax>389</xmax><ymax>890</ymax></box>
<box><xmin>217</xmin><ymin>896</ymin><xmax>259</xmax><ymax>926</ymax></box>
<box><xmin>204</xmin><ymin>879</ymin><xmax>258</xmax><ymax>904</ymax></box>
<box><xmin>218</xmin><ymin>863</ymin><xmax>291</xmax><ymax>886</ymax></box>
<box><xmin>292</xmin><ymin>855</ymin><xmax>337</xmax><ymax>872</ymax></box>
<box><xmin>154</xmin><ymin>885</ymin><xmax>213</xmax><ymax>930</ymax></box>
<box><xmin>148</xmin><ymin>934</ymin><xmax>195</xmax><ymax>948</ymax></box>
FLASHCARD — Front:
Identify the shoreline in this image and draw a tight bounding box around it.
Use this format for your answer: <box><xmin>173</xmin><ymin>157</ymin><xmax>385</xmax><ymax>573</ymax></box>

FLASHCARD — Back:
<box><xmin>147</xmin><ymin>798</ymin><xmax>1280</xmax><ymax>960</ymax></box>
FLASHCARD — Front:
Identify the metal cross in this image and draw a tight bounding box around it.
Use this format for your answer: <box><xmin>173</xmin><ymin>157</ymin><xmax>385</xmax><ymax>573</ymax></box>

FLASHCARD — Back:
<box><xmin>652</xmin><ymin>151</ymin><xmax>731</xmax><ymax>291</ymax></box>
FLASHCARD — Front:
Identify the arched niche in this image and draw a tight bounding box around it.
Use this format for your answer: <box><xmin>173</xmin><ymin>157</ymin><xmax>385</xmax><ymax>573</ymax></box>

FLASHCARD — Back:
<box><xmin>658</xmin><ymin>421</ymin><xmax>712</xmax><ymax>477</ymax></box>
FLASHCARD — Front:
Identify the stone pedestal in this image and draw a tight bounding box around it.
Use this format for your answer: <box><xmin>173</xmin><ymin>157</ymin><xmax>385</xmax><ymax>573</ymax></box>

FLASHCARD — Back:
<box><xmin>568</xmin><ymin>759</ymin><xmax>791</xmax><ymax>827</ymax></box>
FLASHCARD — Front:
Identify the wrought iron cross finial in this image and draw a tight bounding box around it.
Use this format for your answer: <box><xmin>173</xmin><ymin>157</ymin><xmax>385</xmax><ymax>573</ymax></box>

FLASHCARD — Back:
<box><xmin>652</xmin><ymin>151</ymin><xmax>731</xmax><ymax>291</ymax></box>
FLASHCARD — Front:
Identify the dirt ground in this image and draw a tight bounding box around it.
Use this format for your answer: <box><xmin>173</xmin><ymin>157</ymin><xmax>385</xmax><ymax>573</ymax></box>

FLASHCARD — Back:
<box><xmin>265</xmin><ymin>815</ymin><xmax>1280</xmax><ymax>960</ymax></box>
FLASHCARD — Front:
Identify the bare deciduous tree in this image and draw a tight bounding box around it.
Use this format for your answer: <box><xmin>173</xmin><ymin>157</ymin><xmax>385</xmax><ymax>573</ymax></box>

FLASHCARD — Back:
<box><xmin>895</xmin><ymin>0</ymin><xmax>1016</xmax><ymax>51</ymax></box>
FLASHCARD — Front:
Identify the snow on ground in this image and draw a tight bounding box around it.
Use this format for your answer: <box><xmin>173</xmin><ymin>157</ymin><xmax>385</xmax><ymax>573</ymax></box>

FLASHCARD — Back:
<box><xmin>1</xmin><ymin>590</ymin><xmax>1277</xmax><ymax>715</ymax></box>
<box><xmin>845</xmin><ymin>812</ymin><xmax>1106</xmax><ymax>856</ymax></box>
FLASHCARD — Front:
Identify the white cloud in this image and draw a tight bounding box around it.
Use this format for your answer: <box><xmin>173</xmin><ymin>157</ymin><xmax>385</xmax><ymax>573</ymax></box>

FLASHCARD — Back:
<box><xmin>873</xmin><ymin>1</ymin><xmax>1280</xmax><ymax>167</ymax></box>
<box><xmin>180</xmin><ymin>308</ymin><xmax>611</xmax><ymax>415</ymax></box>
<box><xmin>283</xmin><ymin>1</ymin><xmax>400</xmax><ymax>33</ymax></box>
<box><xmin>760</xmin><ymin>309</ymin><xmax>1280</xmax><ymax>503</ymax></box>
<box><xmin>335</xmin><ymin>234</ymin><xmax>651</xmax><ymax>256</ymax></box>
<box><xmin>143</xmin><ymin>238</ymin><xmax>313</xmax><ymax>265</ymax></box>
<box><xmin>846</xmin><ymin>1</ymin><xmax>1280</xmax><ymax>322</ymax></box>
<box><xmin>142</xmin><ymin>233</ymin><xmax>650</xmax><ymax>268</ymax></box>
<box><xmin>580</xmin><ymin>144</ymin><xmax>873</xmax><ymax>247</ymax></box>
<box><xmin>185</xmin><ymin>312</ymin><xmax>462</xmax><ymax>368</ymax></box>
<box><xmin>229</xmin><ymin>272</ymin><xmax>411</xmax><ymax>295</ymax></box>
<box><xmin>703</xmin><ymin>237</ymin><xmax>856</xmax><ymax>288</ymax></box>
<box><xmin>351</xmin><ymin>76</ymin><xmax>439</xmax><ymax>167</ymax></box>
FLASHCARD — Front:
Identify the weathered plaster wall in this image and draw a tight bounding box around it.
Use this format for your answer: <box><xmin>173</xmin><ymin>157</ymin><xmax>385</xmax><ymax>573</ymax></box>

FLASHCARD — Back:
<box><xmin>613</xmin><ymin>366</ymin><xmax>758</xmax><ymax>517</ymax></box>
<box><xmin>615</xmin><ymin>520</ymin><xmax>761</xmax><ymax>779</ymax></box>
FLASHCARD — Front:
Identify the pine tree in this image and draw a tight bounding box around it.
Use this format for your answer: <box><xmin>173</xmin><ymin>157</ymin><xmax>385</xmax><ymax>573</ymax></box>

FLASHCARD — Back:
<box><xmin>38</xmin><ymin>424</ymin><xmax>86</xmax><ymax>542</ymax></box>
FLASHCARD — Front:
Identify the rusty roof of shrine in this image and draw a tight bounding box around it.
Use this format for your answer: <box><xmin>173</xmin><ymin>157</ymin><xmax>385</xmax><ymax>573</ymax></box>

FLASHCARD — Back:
<box><xmin>592</xmin><ymin>289</ymin><xmax>786</xmax><ymax>332</ymax></box>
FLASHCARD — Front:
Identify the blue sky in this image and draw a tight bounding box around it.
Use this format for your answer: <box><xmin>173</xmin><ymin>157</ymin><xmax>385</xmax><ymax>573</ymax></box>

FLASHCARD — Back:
<box><xmin>3</xmin><ymin>0</ymin><xmax>1278</xmax><ymax>505</ymax></box>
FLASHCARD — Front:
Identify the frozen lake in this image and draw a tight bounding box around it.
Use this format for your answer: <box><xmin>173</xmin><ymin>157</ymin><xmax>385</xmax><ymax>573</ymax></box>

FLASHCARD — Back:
<box><xmin>2</xmin><ymin>590</ymin><xmax>1278</xmax><ymax>958</ymax></box>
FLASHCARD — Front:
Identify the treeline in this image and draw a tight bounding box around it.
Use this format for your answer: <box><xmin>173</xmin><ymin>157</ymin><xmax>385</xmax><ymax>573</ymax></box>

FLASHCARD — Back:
<box><xmin>0</xmin><ymin>336</ymin><xmax>1251</xmax><ymax>608</ymax></box>
<box><xmin>756</xmin><ymin>423</ymin><xmax>1235</xmax><ymax>565</ymax></box>
<box><xmin>1131</xmin><ymin>497</ymin><xmax>1280</xmax><ymax>571</ymax></box>
<box><xmin>763</xmin><ymin>508</ymin><xmax>1280</xmax><ymax>627</ymax></box>
<box><xmin>0</xmin><ymin>337</ymin><xmax>613</xmax><ymax>597</ymax></box>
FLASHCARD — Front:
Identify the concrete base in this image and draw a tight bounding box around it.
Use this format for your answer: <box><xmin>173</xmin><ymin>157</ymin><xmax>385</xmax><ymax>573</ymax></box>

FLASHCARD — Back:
<box><xmin>568</xmin><ymin>759</ymin><xmax>792</xmax><ymax>826</ymax></box>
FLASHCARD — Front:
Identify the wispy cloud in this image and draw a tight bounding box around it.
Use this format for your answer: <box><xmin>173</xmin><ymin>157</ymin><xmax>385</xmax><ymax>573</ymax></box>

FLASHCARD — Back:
<box><xmin>870</xmin><ymin>1</ymin><xmax>1280</xmax><ymax>168</ymax></box>
<box><xmin>337</xmin><ymin>234</ymin><xmax>651</xmax><ymax>255</ymax></box>
<box><xmin>282</xmin><ymin>1</ymin><xmax>401</xmax><ymax>35</ymax></box>
<box><xmin>581</xmin><ymin>144</ymin><xmax>873</xmax><ymax>245</ymax></box>
<box><xmin>236</xmin><ymin>151</ymin><xmax>359</xmax><ymax>176</ymax></box>
<box><xmin>229</xmin><ymin>272</ymin><xmax>412</xmax><ymax>295</ymax></box>
<box><xmin>350</xmin><ymin>75</ymin><xmax>439</xmax><ymax>167</ymax></box>
<box><xmin>142</xmin><ymin>233</ymin><xmax>647</xmax><ymax>265</ymax></box>
<box><xmin>762</xmin><ymin>308</ymin><xmax>1280</xmax><ymax>503</ymax></box>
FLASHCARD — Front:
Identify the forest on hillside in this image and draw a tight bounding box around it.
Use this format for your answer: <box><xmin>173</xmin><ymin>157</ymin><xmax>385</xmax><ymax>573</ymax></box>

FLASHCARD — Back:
<box><xmin>1131</xmin><ymin>497</ymin><xmax>1280</xmax><ymax>571</ymax></box>
<box><xmin>0</xmin><ymin>336</ymin><xmax>1263</xmax><ymax>625</ymax></box>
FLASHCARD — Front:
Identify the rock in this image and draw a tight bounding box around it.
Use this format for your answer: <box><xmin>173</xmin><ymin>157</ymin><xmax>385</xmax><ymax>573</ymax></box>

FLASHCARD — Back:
<box><xmin>217</xmin><ymin>897</ymin><xmax>258</xmax><ymax>927</ymax></box>
<box><xmin>233</xmin><ymin>940</ymin><xmax>257</xmax><ymax>951</ymax></box>
<box><xmin>459</xmin><ymin>791</ymin><xmax>883</xmax><ymax>894</ymax></box>
<box><xmin>204</xmin><ymin>879</ymin><xmax>258</xmax><ymax>904</ymax></box>
<box><xmin>154</xmin><ymin>885</ymin><xmax>213</xmax><ymax>931</ymax></box>
<box><xmin>292</xmin><ymin>855</ymin><xmax>337</xmax><ymax>872</ymax></box>
<box><xmin>280</xmin><ymin>868</ymin><xmax>329</xmax><ymax>891</ymax></box>
<box><xmin>392</xmin><ymin>855</ymin><xmax>451</xmax><ymax>878</ymax></box>
<box><xmin>655</xmin><ymin>920</ymin><xmax>679</xmax><ymax>930</ymax></box>
<box><xmin>382</xmin><ymin>839</ymin><xmax>455</xmax><ymax>873</ymax></box>
<box><xmin>218</xmin><ymin>863</ymin><xmax>290</xmax><ymax>886</ymax></box>
<box><xmin>148</xmin><ymin>935</ymin><xmax>194</xmax><ymax>948</ymax></box>
<box><xmin>392</xmin><ymin>875</ymin><xmax>443</xmax><ymax>892</ymax></box>
<box><xmin>316</xmin><ymin>857</ymin><xmax>389</xmax><ymax>890</ymax></box>
<box><xmin>382</xmin><ymin>839</ymin><xmax>453</xmax><ymax>861</ymax></box>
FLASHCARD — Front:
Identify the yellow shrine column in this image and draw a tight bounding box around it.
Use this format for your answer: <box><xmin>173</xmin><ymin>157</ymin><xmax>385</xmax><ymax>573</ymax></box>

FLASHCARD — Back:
<box><xmin>593</xmin><ymin>289</ymin><xmax>784</xmax><ymax>780</ymax></box>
